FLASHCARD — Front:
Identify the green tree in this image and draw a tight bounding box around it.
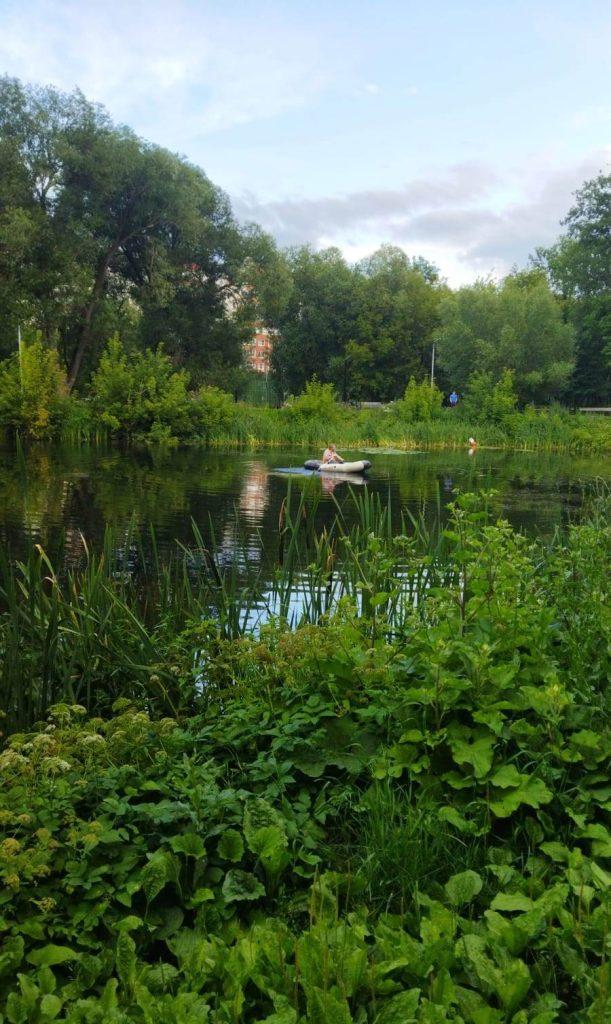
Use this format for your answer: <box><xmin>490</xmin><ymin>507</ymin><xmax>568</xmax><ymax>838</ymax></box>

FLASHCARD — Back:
<box><xmin>273</xmin><ymin>247</ymin><xmax>360</xmax><ymax>396</ymax></box>
<box><xmin>0</xmin><ymin>76</ymin><xmax>255</xmax><ymax>389</ymax></box>
<box><xmin>535</xmin><ymin>173</ymin><xmax>610</xmax><ymax>404</ymax></box>
<box><xmin>348</xmin><ymin>246</ymin><xmax>444</xmax><ymax>401</ymax></box>
<box><xmin>435</xmin><ymin>274</ymin><xmax>574</xmax><ymax>404</ymax></box>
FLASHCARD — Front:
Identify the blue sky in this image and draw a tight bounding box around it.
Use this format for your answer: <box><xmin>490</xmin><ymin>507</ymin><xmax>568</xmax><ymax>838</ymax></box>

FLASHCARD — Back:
<box><xmin>0</xmin><ymin>0</ymin><xmax>609</xmax><ymax>282</ymax></box>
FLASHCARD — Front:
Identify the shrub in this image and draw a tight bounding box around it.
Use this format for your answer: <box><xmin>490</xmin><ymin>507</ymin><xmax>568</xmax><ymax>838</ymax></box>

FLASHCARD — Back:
<box><xmin>90</xmin><ymin>335</ymin><xmax>200</xmax><ymax>443</ymax></box>
<box><xmin>463</xmin><ymin>368</ymin><xmax>518</xmax><ymax>424</ymax></box>
<box><xmin>394</xmin><ymin>376</ymin><xmax>443</xmax><ymax>422</ymax></box>
<box><xmin>283</xmin><ymin>377</ymin><xmax>340</xmax><ymax>420</ymax></box>
<box><xmin>193</xmin><ymin>386</ymin><xmax>235</xmax><ymax>441</ymax></box>
<box><xmin>0</xmin><ymin>337</ymin><xmax>67</xmax><ymax>439</ymax></box>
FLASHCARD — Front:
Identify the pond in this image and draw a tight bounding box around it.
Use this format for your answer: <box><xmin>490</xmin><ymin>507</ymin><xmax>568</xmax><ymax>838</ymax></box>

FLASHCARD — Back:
<box><xmin>0</xmin><ymin>444</ymin><xmax>607</xmax><ymax>578</ymax></box>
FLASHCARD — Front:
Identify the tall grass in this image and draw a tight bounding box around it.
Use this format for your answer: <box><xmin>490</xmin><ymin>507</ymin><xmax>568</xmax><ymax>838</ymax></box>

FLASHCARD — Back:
<box><xmin>0</xmin><ymin>486</ymin><xmax>450</xmax><ymax>729</ymax></box>
<box><xmin>209</xmin><ymin>405</ymin><xmax>611</xmax><ymax>453</ymax></box>
<box><xmin>341</xmin><ymin>781</ymin><xmax>484</xmax><ymax>913</ymax></box>
<box><xmin>1</xmin><ymin>482</ymin><xmax>607</xmax><ymax>731</ymax></box>
<box><xmin>51</xmin><ymin>398</ymin><xmax>611</xmax><ymax>452</ymax></box>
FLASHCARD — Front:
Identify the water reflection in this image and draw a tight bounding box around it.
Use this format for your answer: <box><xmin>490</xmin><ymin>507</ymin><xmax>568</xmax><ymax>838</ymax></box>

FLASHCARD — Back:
<box><xmin>0</xmin><ymin>444</ymin><xmax>607</xmax><ymax>581</ymax></box>
<box><xmin>239</xmin><ymin>461</ymin><xmax>269</xmax><ymax>524</ymax></box>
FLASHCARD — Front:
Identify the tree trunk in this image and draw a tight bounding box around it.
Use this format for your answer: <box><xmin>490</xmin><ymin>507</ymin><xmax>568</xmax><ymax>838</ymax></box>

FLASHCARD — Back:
<box><xmin>67</xmin><ymin>248</ymin><xmax>115</xmax><ymax>390</ymax></box>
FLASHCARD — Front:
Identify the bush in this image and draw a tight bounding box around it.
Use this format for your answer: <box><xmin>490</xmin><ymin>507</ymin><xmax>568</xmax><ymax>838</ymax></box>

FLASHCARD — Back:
<box><xmin>0</xmin><ymin>337</ymin><xmax>67</xmax><ymax>439</ymax></box>
<box><xmin>394</xmin><ymin>376</ymin><xmax>443</xmax><ymax>422</ymax></box>
<box><xmin>463</xmin><ymin>368</ymin><xmax>518</xmax><ymax>424</ymax></box>
<box><xmin>283</xmin><ymin>377</ymin><xmax>340</xmax><ymax>420</ymax></box>
<box><xmin>90</xmin><ymin>336</ymin><xmax>202</xmax><ymax>444</ymax></box>
<box><xmin>193</xmin><ymin>386</ymin><xmax>235</xmax><ymax>441</ymax></box>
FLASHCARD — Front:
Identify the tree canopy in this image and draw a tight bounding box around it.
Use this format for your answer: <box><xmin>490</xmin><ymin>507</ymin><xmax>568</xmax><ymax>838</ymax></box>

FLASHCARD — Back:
<box><xmin>435</xmin><ymin>272</ymin><xmax>575</xmax><ymax>405</ymax></box>
<box><xmin>0</xmin><ymin>76</ymin><xmax>609</xmax><ymax>406</ymax></box>
<box><xmin>534</xmin><ymin>173</ymin><xmax>611</xmax><ymax>405</ymax></box>
<box><xmin>0</xmin><ymin>76</ymin><xmax>280</xmax><ymax>388</ymax></box>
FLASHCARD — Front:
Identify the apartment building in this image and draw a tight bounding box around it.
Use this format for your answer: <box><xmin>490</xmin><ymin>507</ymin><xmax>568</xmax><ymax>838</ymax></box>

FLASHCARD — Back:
<box><xmin>244</xmin><ymin>322</ymin><xmax>275</xmax><ymax>374</ymax></box>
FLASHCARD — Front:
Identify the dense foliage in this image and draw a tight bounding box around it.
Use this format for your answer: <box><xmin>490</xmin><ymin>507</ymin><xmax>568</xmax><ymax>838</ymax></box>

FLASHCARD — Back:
<box><xmin>89</xmin><ymin>337</ymin><xmax>233</xmax><ymax>445</ymax></box>
<box><xmin>0</xmin><ymin>337</ymin><xmax>68</xmax><ymax>439</ymax></box>
<box><xmin>2</xmin><ymin>76</ymin><xmax>609</xmax><ymax>412</ymax></box>
<box><xmin>435</xmin><ymin>273</ymin><xmax>575</xmax><ymax>405</ymax></box>
<box><xmin>272</xmin><ymin>246</ymin><xmax>445</xmax><ymax>401</ymax></box>
<box><xmin>0</xmin><ymin>77</ymin><xmax>278</xmax><ymax>389</ymax></box>
<box><xmin>535</xmin><ymin>174</ymin><xmax>611</xmax><ymax>406</ymax></box>
<box><xmin>0</xmin><ymin>492</ymin><xmax>609</xmax><ymax>1021</ymax></box>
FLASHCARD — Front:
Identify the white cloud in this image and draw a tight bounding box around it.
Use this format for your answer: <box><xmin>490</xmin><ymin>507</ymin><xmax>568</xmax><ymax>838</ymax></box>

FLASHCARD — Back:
<box><xmin>0</xmin><ymin>0</ymin><xmax>337</xmax><ymax>140</ymax></box>
<box><xmin>234</xmin><ymin>149</ymin><xmax>610</xmax><ymax>284</ymax></box>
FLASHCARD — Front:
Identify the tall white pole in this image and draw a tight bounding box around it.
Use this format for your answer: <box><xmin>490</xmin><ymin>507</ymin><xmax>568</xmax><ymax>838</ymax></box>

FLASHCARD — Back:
<box><xmin>430</xmin><ymin>342</ymin><xmax>435</xmax><ymax>387</ymax></box>
<box><xmin>17</xmin><ymin>323</ymin><xmax>24</xmax><ymax>390</ymax></box>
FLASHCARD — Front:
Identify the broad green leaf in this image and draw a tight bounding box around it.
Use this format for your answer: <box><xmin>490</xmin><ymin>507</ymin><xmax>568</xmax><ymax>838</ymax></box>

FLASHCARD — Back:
<box><xmin>188</xmin><ymin>887</ymin><xmax>215</xmax><ymax>906</ymax></box>
<box><xmin>374</xmin><ymin>988</ymin><xmax>421</xmax><ymax>1022</ymax></box>
<box><xmin>170</xmin><ymin>833</ymin><xmax>206</xmax><ymax>858</ymax></box>
<box><xmin>0</xmin><ymin>936</ymin><xmax>24</xmax><ymax>977</ymax></box>
<box><xmin>490</xmin><ymin>776</ymin><xmax>552</xmax><ymax>818</ymax></box>
<box><xmin>141</xmin><ymin>851</ymin><xmax>168</xmax><ymax>902</ymax></box>
<box><xmin>116</xmin><ymin>915</ymin><xmax>143</xmax><ymax>932</ymax></box>
<box><xmin>399</xmin><ymin>729</ymin><xmax>424</xmax><ymax>743</ymax></box>
<box><xmin>490</xmin><ymin>893</ymin><xmax>534</xmax><ymax>912</ymax></box>
<box><xmin>247</xmin><ymin>824</ymin><xmax>289</xmax><ymax>875</ymax></box>
<box><xmin>141</xmin><ymin>962</ymin><xmax>180</xmax><ymax>993</ymax></box>
<box><xmin>40</xmin><ymin>994</ymin><xmax>62</xmax><ymax>1019</ymax></box>
<box><xmin>490</xmin><ymin>765</ymin><xmax>522</xmax><ymax>788</ymax></box>
<box><xmin>259</xmin><ymin>1008</ymin><xmax>298</xmax><ymax>1024</ymax></box>
<box><xmin>540</xmin><ymin>842</ymin><xmax>570</xmax><ymax>862</ymax></box>
<box><xmin>590</xmin><ymin>861</ymin><xmax>611</xmax><ymax>890</ymax></box>
<box><xmin>449</xmin><ymin>734</ymin><xmax>495</xmax><ymax>779</ymax></box>
<box><xmin>222</xmin><ymin>870</ymin><xmax>265</xmax><ymax>904</ymax></box>
<box><xmin>38</xmin><ymin>968</ymin><xmax>56</xmax><ymax>996</ymax></box>
<box><xmin>27</xmin><ymin>945</ymin><xmax>80</xmax><ymax>968</ymax></box>
<box><xmin>438</xmin><ymin>806</ymin><xmax>477</xmax><ymax>833</ymax></box>
<box><xmin>495</xmin><ymin>957</ymin><xmax>532</xmax><ymax>1012</ymax></box>
<box><xmin>444</xmin><ymin>870</ymin><xmax>483</xmax><ymax>906</ymax></box>
<box><xmin>116</xmin><ymin>931</ymin><xmax>136</xmax><ymax>991</ymax></box>
<box><xmin>307</xmin><ymin>987</ymin><xmax>353</xmax><ymax>1024</ymax></box>
<box><xmin>218</xmin><ymin>828</ymin><xmax>244</xmax><ymax>862</ymax></box>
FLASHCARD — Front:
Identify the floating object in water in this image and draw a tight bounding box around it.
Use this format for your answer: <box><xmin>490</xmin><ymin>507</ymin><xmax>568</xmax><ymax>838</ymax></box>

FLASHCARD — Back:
<box><xmin>304</xmin><ymin>459</ymin><xmax>372</xmax><ymax>474</ymax></box>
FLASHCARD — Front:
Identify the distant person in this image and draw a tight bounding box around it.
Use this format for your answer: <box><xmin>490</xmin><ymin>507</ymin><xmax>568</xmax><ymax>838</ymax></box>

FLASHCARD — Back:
<box><xmin>468</xmin><ymin>436</ymin><xmax>478</xmax><ymax>450</ymax></box>
<box><xmin>449</xmin><ymin>390</ymin><xmax>459</xmax><ymax>407</ymax></box>
<box><xmin>322</xmin><ymin>444</ymin><xmax>344</xmax><ymax>464</ymax></box>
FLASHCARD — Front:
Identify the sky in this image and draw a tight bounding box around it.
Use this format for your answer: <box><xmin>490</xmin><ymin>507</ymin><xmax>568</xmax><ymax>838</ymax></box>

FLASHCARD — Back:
<box><xmin>0</xmin><ymin>0</ymin><xmax>609</xmax><ymax>284</ymax></box>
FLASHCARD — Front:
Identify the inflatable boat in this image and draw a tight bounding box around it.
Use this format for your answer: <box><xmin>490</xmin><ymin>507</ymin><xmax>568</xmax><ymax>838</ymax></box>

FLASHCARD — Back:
<box><xmin>304</xmin><ymin>459</ymin><xmax>372</xmax><ymax>474</ymax></box>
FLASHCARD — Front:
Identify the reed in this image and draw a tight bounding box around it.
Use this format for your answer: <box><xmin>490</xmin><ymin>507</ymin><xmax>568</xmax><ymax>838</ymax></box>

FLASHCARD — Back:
<box><xmin>1</xmin><ymin>482</ymin><xmax>607</xmax><ymax>731</ymax></box>
<box><xmin>0</xmin><ymin>486</ymin><xmax>452</xmax><ymax>729</ymax></box>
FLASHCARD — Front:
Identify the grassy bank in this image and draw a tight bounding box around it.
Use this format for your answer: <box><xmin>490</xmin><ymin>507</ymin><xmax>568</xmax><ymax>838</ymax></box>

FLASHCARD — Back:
<box><xmin>49</xmin><ymin>402</ymin><xmax>611</xmax><ymax>453</ymax></box>
<box><xmin>0</xmin><ymin>489</ymin><xmax>609</xmax><ymax>1021</ymax></box>
<box><xmin>204</xmin><ymin>404</ymin><xmax>611</xmax><ymax>453</ymax></box>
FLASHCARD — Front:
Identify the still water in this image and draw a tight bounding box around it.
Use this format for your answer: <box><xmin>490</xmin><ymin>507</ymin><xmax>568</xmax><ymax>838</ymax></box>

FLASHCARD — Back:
<box><xmin>0</xmin><ymin>445</ymin><xmax>607</xmax><ymax>574</ymax></box>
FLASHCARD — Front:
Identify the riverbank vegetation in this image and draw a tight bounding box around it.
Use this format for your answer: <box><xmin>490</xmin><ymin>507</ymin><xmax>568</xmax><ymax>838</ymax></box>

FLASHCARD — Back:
<box><xmin>0</xmin><ymin>489</ymin><xmax>609</xmax><ymax>1021</ymax></box>
<box><xmin>0</xmin><ymin>342</ymin><xmax>610</xmax><ymax>452</ymax></box>
<box><xmin>1</xmin><ymin>76</ymin><xmax>609</xmax><ymax>424</ymax></box>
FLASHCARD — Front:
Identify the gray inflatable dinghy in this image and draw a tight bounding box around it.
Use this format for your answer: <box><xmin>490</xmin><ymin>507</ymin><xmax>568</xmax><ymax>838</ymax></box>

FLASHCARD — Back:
<box><xmin>304</xmin><ymin>459</ymin><xmax>372</xmax><ymax>473</ymax></box>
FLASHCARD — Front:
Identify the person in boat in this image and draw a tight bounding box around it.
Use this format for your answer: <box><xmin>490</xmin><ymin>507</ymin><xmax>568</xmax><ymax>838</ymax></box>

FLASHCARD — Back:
<box><xmin>322</xmin><ymin>444</ymin><xmax>344</xmax><ymax>465</ymax></box>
